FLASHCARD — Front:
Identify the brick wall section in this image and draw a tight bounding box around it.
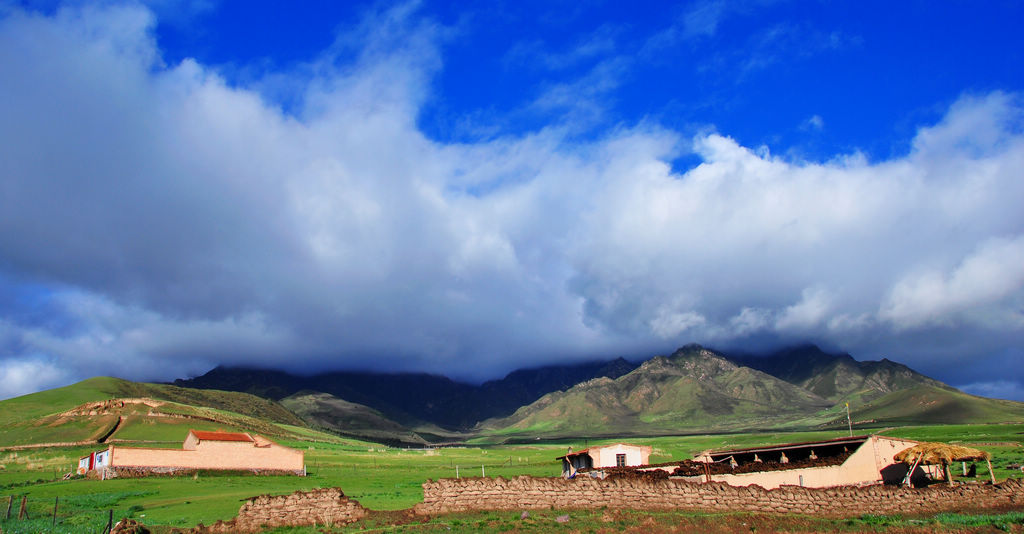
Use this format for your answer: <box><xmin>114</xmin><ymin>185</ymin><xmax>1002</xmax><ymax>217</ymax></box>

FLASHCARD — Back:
<box><xmin>192</xmin><ymin>488</ymin><xmax>367</xmax><ymax>533</ymax></box>
<box><xmin>415</xmin><ymin>476</ymin><xmax>1024</xmax><ymax>517</ymax></box>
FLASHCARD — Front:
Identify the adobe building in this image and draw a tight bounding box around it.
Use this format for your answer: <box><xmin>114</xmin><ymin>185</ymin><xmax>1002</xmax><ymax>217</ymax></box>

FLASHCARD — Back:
<box><xmin>558</xmin><ymin>443</ymin><xmax>653</xmax><ymax>478</ymax></box>
<box><xmin>644</xmin><ymin>435</ymin><xmax>919</xmax><ymax>489</ymax></box>
<box><xmin>78</xmin><ymin>429</ymin><xmax>305</xmax><ymax>477</ymax></box>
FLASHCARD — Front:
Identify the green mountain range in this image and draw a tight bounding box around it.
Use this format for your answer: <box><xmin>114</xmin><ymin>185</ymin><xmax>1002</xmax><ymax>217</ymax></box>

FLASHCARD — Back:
<box><xmin>477</xmin><ymin>345</ymin><xmax>1024</xmax><ymax>440</ymax></box>
<box><xmin>3</xmin><ymin>344</ymin><xmax>1023</xmax><ymax>448</ymax></box>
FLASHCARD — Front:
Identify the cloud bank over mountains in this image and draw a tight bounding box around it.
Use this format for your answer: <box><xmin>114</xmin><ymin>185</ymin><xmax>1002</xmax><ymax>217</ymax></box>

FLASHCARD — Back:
<box><xmin>1</xmin><ymin>4</ymin><xmax>1022</xmax><ymax>400</ymax></box>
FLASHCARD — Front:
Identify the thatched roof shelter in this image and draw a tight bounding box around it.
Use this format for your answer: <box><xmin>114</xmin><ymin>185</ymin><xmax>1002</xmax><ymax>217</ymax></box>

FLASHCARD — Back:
<box><xmin>895</xmin><ymin>442</ymin><xmax>994</xmax><ymax>485</ymax></box>
<box><xmin>895</xmin><ymin>442</ymin><xmax>991</xmax><ymax>465</ymax></box>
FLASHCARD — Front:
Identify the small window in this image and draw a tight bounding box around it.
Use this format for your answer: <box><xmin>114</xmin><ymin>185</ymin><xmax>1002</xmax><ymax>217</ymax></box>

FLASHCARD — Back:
<box><xmin>616</xmin><ymin>453</ymin><xmax>627</xmax><ymax>467</ymax></box>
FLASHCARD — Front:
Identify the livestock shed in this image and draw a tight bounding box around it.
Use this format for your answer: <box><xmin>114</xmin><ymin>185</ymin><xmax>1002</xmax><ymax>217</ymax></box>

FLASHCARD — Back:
<box><xmin>558</xmin><ymin>443</ymin><xmax>653</xmax><ymax>478</ymax></box>
<box><xmin>895</xmin><ymin>441</ymin><xmax>995</xmax><ymax>486</ymax></box>
<box><xmin>78</xmin><ymin>429</ymin><xmax>305</xmax><ymax>477</ymax></box>
<box><xmin>643</xmin><ymin>435</ymin><xmax>919</xmax><ymax>489</ymax></box>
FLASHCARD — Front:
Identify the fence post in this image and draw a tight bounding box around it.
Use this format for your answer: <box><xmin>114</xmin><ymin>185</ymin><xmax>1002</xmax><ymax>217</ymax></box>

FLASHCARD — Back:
<box><xmin>5</xmin><ymin>495</ymin><xmax>12</xmax><ymax>519</ymax></box>
<box><xmin>103</xmin><ymin>508</ymin><xmax>113</xmax><ymax>534</ymax></box>
<box><xmin>18</xmin><ymin>495</ymin><xmax>28</xmax><ymax>519</ymax></box>
<box><xmin>52</xmin><ymin>495</ymin><xmax>59</xmax><ymax>527</ymax></box>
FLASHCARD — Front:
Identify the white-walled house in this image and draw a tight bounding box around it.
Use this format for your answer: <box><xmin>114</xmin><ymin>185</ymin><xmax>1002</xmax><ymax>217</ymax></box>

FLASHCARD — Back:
<box><xmin>557</xmin><ymin>443</ymin><xmax>653</xmax><ymax>477</ymax></box>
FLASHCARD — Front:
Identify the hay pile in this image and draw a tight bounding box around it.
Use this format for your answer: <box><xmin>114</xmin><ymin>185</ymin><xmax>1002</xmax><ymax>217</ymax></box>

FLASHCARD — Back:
<box><xmin>894</xmin><ymin>442</ymin><xmax>990</xmax><ymax>465</ymax></box>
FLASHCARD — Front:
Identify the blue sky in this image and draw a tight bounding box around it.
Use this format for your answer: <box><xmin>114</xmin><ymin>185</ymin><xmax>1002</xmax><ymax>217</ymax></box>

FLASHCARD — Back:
<box><xmin>1</xmin><ymin>0</ymin><xmax>1023</xmax><ymax>401</ymax></box>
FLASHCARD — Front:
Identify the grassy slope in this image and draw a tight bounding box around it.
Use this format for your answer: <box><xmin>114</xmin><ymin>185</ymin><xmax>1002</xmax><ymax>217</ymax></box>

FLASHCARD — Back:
<box><xmin>0</xmin><ymin>377</ymin><xmax>123</xmax><ymax>426</ymax></box>
<box><xmin>480</xmin><ymin>350</ymin><xmax>834</xmax><ymax>439</ymax></box>
<box><xmin>852</xmin><ymin>386</ymin><xmax>1024</xmax><ymax>425</ymax></box>
<box><xmin>0</xmin><ymin>377</ymin><xmax>347</xmax><ymax>448</ymax></box>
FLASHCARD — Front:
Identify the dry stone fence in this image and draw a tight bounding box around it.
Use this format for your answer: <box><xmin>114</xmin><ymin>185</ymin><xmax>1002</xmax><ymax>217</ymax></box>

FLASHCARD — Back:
<box><xmin>190</xmin><ymin>488</ymin><xmax>366</xmax><ymax>532</ymax></box>
<box><xmin>415</xmin><ymin>475</ymin><xmax>1024</xmax><ymax>517</ymax></box>
<box><xmin>145</xmin><ymin>477</ymin><xmax>1024</xmax><ymax>532</ymax></box>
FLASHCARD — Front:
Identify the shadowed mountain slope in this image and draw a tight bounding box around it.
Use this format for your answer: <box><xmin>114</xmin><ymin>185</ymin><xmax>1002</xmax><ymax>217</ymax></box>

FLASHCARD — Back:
<box><xmin>174</xmin><ymin>358</ymin><xmax>639</xmax><ymax>430</ymax></box>
<box><xmin>729</xmin><ymin>345</ymin><xmax>952</xmax><ymax>404</ymax></box>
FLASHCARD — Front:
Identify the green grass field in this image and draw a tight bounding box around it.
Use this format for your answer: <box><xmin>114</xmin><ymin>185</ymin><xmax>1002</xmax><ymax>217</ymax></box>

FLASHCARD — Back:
<box><xmin>0</xmin><ymin>424</ymin><xmax>1022</xmax><ymax>533</ymax></box>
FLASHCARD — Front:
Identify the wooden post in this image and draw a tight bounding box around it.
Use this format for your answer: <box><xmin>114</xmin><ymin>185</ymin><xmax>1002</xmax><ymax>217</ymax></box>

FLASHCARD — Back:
<box><xmin>481</xmin><ymin>465</ymin><xmax>485</xmax><ymax>477</ymax></box>
<box><xmin>903</xmin><ymin>455</ymin><xmax>922</xmax><ymax>486</ymax></box>
<box><xmin>52</xmin><ymin>496</ymin><xmax>59</xmax><ymax>527</ymax></box>
<box><xmin>18</xmin><ymin>495</ymin><xmax>27</xmax><ymax>519</ymax></box>
<box><xmin>986</xmin><ymin>458</ymin><xmax>996</xmax><ymax>484</ymax></box>
<box><xmin>103</xmin><ymin>509</ymin><xmax>113</xmax><ymax>534</ymax></box>
<box><xmin>962</xmin><ymin>461</ymin><xmax>967</xmax><ymax>476</ymax></box>
<box><xmin>945</xmin><ymin>462</ymin><xmax>954</xmax><ymax>487</ymax></box>
<box><xmin>6</xmin><ymin>495</ymin><xmax>12</xmax><ymax>520</ymax></box>
<box><xmin>456</xmin><ymin>465</ymin><xmax>459</xmax><ymax>479</ymax></box>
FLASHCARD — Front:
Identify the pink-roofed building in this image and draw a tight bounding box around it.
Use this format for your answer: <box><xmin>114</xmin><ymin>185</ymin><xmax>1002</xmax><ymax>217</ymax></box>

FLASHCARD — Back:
<box><xmin>78</xmin><ymin>429</ymin><xmax>305</xmax><ymax>477</ymax></box>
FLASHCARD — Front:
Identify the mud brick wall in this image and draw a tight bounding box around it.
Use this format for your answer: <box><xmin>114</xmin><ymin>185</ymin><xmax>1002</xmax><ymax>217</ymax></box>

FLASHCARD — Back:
<box><xmin>194</xmin><ymin>488</ymin><xmax>366</xmax><ymax>533</ymax></box>
<box><xmin>415</xmin><ymin>475</ymin><xmax>1024</xmax><ymax>517</ymax></box>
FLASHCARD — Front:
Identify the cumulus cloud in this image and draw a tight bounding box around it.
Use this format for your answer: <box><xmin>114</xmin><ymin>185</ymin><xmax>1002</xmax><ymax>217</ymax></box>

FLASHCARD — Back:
<box><xmin>0</xmin><ymin>355</ymin><xmax>68</xmax><ymax>400</ymax></box>
<box><xmin>0</xmin><ymin>4</ymin><xmax>1023</xmax><ymax>399</ymax></box>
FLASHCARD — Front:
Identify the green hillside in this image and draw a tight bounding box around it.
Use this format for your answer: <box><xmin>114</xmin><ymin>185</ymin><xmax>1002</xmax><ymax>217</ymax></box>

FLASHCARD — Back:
<box><xmin>0</xmin><ymin>377</ymin><xmax>344</xmax><ymax>448</ymax></box>
<box><xmin>847</xmin><ymin>386</ymin><xmax>1024</xmax><ymax>426</ymax></box>
<box><xmin>479</xmin><ymin>346</ymin><xmax>833</xmax><ymax>438</ymax></box>
<box><xmin>480</xmin><ymin>346</ymin><xmax>1024</xmax><ymax>440</ymax></box>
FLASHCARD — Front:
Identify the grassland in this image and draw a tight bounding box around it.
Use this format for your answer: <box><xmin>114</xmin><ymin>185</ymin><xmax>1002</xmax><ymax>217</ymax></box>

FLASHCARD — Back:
<box><xmin>0</xmin><ymin>424</ymin><xmax>1021</xmax><ymax>533</ymax></box>
<box><xmin>2</xmin><ymin>378</ymin><xmax>1023</xmax><ymax>532</ymax></box>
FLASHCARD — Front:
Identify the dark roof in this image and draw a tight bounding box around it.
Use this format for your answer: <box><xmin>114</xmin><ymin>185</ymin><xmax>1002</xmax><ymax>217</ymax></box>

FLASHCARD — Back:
<box><xmin>189</xmin><ymin>430</ymin><xmax>254</xmax><ymax>442</ymax></box>
<box><xmin>705</xmin><ymin>435</ymin><xmax>871</xmax><ymax>457</ymax></box>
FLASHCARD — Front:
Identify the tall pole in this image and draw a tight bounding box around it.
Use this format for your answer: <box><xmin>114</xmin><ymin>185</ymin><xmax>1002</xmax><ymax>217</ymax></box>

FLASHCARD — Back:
<box><xmin>846</xmin><ymin>402</ymin><xmax>853</xmax><ymax>437</ymax></box>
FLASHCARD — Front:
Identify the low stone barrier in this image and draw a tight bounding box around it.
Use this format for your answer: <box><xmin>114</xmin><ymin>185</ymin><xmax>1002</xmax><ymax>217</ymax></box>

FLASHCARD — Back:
<box><xmin>415</xmin><ymin>475</ymin><xmax>1024</xmax><ymax>517</ymax></box>
<box><xmin>191</xmin><ymin>488</ymin><xmax>366</xmax><ymax>532</ymax></box>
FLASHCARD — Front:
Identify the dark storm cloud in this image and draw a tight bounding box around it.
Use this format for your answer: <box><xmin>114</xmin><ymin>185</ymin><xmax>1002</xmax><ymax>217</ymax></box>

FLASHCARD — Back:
<box><xmin>1</xmin><ymin>4</ymin><xmax>1022</xmax><ymax>399</ymax></box>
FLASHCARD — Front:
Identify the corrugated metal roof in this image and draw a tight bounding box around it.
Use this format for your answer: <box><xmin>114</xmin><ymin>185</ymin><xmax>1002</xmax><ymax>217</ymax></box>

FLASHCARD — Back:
<box><xmin>189</xmin><ymin>430</ymin><xmax>254</xmax><ymax>442</ymax></box>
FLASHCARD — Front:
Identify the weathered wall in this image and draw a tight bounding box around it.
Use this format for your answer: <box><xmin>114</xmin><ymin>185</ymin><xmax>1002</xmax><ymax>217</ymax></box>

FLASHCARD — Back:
<box><xmin>415</xmin><ymin>475</ymin><xmax>1024</xmax><ymax>517</ymax></box>
<box><xmin>591</xmin><ymin>444</ymin><xmax>652</xmax><ymax>468</ymax></box>
<box><xmin>666</xmin><ymin>436</ymin><xmax>919</xmax><ymax>489</ymax></box>
<box><xmin>109</xmin><ymin>442</ymin><xmax>304</xmax><ymax>473</ymax></box>
<box><xmin>193</xmin><ymin>488</ymin><xmax>366</xmax><ymax>533</ymax></box>
<box><xmin>667</xmin><ymin>436</ymin><xmax>920</xmax><ymax>490</ymax></box>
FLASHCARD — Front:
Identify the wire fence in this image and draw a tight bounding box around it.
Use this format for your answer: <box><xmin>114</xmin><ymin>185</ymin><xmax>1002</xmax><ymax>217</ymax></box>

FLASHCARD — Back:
<box><xmin>1</xmin><ymin>494</ymin><xmax>126</xmax><ymax>534</ymax></box>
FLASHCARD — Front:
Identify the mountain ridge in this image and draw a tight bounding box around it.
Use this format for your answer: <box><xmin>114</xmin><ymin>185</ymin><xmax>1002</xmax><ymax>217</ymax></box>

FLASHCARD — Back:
<box><xmin>168</xmin><ymin>343</ymin><xmax>1024</xmax><ymax>442</ymax></box>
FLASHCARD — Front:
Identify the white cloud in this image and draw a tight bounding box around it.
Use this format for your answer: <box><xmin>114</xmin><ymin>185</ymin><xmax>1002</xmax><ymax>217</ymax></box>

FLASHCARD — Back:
<box><xmin>0</xmin><ymin>4</ymin><xmax>1023</xmax><ymax>398</ymax></box>
<box><xmin>776</xmin><ymin>288</ymin><xmax>833</xmax><ymax>331</ymax></box>
<box><xmin>880</xmin><ymin>236</ymin><xmax>1024</xmax><ymax>329</ymax></box>
<box><xmin>0</xmin><ymin>356</ymin><xmax>68</xmax><ymax>400</ymax></box>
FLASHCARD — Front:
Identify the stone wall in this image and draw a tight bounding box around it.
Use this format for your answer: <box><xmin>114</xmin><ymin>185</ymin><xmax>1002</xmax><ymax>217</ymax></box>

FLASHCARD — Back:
<box><xmin>193</xmin><ymin>488</ymin><xmax>366</xmax><ymax>533</ymax></box>
<box><xmin>415</xmin><ymin>475</ymin><xmax>1024</xmax><ymax>517</ymax></box>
